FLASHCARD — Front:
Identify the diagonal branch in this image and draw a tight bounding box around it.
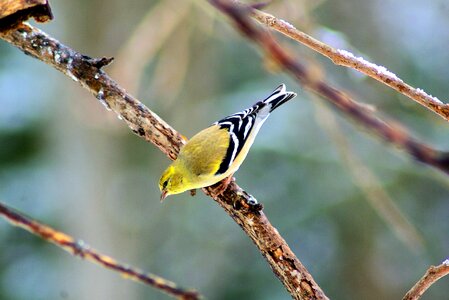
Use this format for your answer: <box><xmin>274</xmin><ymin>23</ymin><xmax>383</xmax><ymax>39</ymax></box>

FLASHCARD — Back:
<box><xmin>210</xmin><ymin>0</ymin><xmax>449</xmax><ymax>176</ymax></box>
<box><xmin>0</xmin><ymin>201</ymin><xmax>200</xmax><ymax>300</ymax></box>
<box><xmin>403</xmin><ymin>259</ymin><xmax>449</xmax><ymax>300</ymax></box>
<box><xmin>248</xmin><ymin>4</ymin><xmax>449</xmax><ymax>121</ymax></box>
<box><xmin>0</xmin><ymin>22</ymin><xmax>327</xmax><ymax>300</ymax></box>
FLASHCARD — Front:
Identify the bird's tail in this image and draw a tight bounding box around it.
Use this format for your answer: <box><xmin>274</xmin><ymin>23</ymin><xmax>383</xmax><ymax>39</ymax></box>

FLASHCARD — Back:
<box><xmin>263</xmin><ymin>84</ymin><xmax>297</xmax><ymax>113</ymax></box>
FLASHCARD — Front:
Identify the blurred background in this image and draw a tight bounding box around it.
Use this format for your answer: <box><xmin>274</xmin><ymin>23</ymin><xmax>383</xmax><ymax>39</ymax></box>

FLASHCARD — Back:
<box><xmin>1</xmin><ymin>0</ymin><xmax>449</xmax><ymax>299</ymax></box>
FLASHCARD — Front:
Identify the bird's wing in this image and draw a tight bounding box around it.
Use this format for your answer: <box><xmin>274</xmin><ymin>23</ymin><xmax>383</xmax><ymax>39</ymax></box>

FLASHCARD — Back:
<box><xmin>179</xmin><ymin>125</ymin><xmax>231</xmax><ymax>178</ymax></box>
<box><xmin>213</xmin><ymin>106</ymin><xmax>258</xmax><ymax>175</ymax></box>
<box><xmin>213</xmin><ymin>84</ymin><xmax>296</xmax><ymax>175</ymax></box>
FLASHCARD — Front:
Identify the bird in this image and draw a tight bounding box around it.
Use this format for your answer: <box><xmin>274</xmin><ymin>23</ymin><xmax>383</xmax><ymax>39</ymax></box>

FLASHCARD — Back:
<box><xmin>159</xmin><ymin>84</ymin><xmax>297</xmax><ymax>201</ymax></box>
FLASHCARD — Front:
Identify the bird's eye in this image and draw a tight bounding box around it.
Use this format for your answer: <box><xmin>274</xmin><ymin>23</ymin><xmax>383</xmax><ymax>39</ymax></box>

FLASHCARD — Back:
<box><xmin>162</xmin><ymin>180</ymin><xmax>168</xmax><ymax>189</ymax></box>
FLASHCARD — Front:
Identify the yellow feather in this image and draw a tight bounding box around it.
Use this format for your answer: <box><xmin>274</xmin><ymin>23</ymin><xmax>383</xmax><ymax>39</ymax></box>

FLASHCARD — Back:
<box><xmin>178</xmin><ymin>125</ymin><xmax>230</xmax><ymax>179</ymax></box>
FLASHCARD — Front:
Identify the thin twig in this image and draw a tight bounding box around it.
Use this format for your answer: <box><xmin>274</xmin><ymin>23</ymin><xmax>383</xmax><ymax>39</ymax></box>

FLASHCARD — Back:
<box><xmin>210</xmin><ymin>0</ymin><xmax>449</xmax><ymax>177</ymax></box>
<box><xmin>248</xmin><ymin>5</ymin><xmax>449</xmax><ymax>121</ymax></box>
<box><xmin>0</xmin><ymin>201</ymin><xmax>200</xmax><ymax>300</ymax></box>
<box><xmin>403</xmin><ymin>259</ymin><xmax>449</xmax><ymax>300</ymax></box>
<box><xmin>0</xmin><ymin>23</ymin><xmax>327</xmax><ymax>300</ymax></box>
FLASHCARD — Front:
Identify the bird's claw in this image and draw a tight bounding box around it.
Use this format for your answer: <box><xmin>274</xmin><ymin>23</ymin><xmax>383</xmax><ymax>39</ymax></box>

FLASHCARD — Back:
<box><xmin>209</xmin><ymin>175</ymin><xmax>235</xmax><ymax>197</ymax></box>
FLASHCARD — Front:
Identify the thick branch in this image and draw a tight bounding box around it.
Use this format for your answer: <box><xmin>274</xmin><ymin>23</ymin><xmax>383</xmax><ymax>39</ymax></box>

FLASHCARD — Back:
<box><xmin>0</xmin><ymin>23</ymin><xmax>184</xmax><ymax>160</ymax></box>
<box><xmin>0</xmin><ymin>201</ymin><xmax>200</xmax><ymax>300</ymax></box>
<box><xmin>0</xmin><ymin>23</ymin><xmax>327</xmax><ymax>300</ymax></box>
<box><xmin>249</xmin><ymin>5</ymin><xmax>449</xmax><ymax>121</ymax></box>
<box><xmin>403</xmin><ymin>260</ymin><xmax>449</xmax><ymax>300</ymax></box>
<box><xmin>210</xmin><ymin>0</ymin><xmax>449</xmax><ymax>176</ymax></box>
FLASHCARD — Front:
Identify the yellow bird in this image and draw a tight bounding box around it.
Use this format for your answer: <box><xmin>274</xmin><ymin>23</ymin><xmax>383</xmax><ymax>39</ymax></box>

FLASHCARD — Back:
<box><xmin>159</xmin><ymin>84</ymin><xmax>297</xmax><ymax>201</ymax></box>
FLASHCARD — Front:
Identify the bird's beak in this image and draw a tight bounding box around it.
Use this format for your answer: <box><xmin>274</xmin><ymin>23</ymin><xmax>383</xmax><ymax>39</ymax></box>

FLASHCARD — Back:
<box><xmin>160</xmin><ymin>190</ymin><xmax>168</xmax><ymax>202</ymax></box>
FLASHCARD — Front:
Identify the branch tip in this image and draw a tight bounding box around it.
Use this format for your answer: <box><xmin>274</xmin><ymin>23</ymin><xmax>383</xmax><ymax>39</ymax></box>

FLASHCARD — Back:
<box><xmin>82</xmin><ymin>55</ymin><xmax>115</xmax><ymax>69</ymax></box>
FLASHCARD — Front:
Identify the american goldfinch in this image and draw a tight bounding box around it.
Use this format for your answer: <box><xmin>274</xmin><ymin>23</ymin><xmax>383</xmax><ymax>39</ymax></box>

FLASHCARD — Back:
<box><xmin>159</xmin><ymin>84</ymin><xmax>297</xmax><ymax>201</ymax></box>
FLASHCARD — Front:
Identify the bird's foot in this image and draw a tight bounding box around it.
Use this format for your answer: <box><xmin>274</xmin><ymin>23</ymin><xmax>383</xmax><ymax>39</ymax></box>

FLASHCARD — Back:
<box><xmin>190</xmin><ymin>189</ymin><xmax>197</xmax><ymax>197</ymax></box>
<box><xmin>209</xmin><ymin>175</ymin><xmax>235</xmax><ymax>198</ymax></box>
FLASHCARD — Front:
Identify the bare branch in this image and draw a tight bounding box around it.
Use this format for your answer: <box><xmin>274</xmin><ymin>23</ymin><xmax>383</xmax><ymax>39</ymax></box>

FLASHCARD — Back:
<box><xmin>210</xmin><ymin>0</ymin><xmax>449</xmax><ymax>176</ymax></box>
<box><xmin>0</xmin><ymin>201</ymin><xmax>201</xmax><ymax>300</ymax></box>
<box><xmin>1</xmin><ymin>23</ymin><xmax>185</xmax><ymax>159</ymax></box>
<box><xmin>248</xmin><ymin>5</ymin><xmax>449</xmax><ymax>121</ymax></box>
<box><xmin>403</xmin><ymin>259</ymin><xmax>449</xmax><ymax>300</ymax></box>
<box><xmin>0</xmin><ymin>22</ymin><xmax>327</xmax><ymax>300</ymax></box>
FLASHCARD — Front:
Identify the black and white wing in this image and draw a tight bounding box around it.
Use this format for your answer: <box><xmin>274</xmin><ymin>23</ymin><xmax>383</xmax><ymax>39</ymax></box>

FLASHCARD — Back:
<box><xmin>214</xmin><ymin>84</ymin><xmax>296</xmax><ymax>175</ymax></box>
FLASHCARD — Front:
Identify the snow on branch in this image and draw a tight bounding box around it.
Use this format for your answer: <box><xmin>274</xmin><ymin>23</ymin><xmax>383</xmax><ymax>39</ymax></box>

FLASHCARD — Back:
<box><xmin>249</xmin><ymin>6</ymin><xmax>449</xmax><ymax>121</ymax></box>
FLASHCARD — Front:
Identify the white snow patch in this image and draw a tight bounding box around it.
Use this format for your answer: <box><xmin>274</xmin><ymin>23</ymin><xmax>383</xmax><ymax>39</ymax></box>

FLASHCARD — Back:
<box><xmin>66</xmin><ymin>69</ymin><xmax>78</xmax><ymax>82</ymax></box>
<box><xmin>53</xmin><ymin>51</ymin><xmax>61</xmax><ymax>64</ymax></box>
<box><xmin>278</xmin><ymin>19</ymin><xmax>295</xmax><ymax>30</ymax></box>
<box><xmin>290</xmin><ymin>270</ymin><xmax>299</xmax><ymax>277</ymax></box>
<box><xmin>337</xmin><ymin>49</ymin><xmax>401</xmax><ymax>81</ymax></box>
<box><xmin>65</xmin><ymin>57</ymin><xmax>78</xmax><ymax>82</ymax></box>
<box><xmin>415</xmin><ymin>88</ymin><xmax>443</xmax><ymax>104</ymax></box>
<box><xmin>96</xmin><ymin>88</ymin><xmax>111</xmax><ymax>111</ymax></box>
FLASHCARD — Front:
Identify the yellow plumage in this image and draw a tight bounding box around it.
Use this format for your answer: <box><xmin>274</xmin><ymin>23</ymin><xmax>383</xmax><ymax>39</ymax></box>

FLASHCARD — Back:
<box><xmin>159</xmin><ymin>84</ymin><xmax>297</xmax><ymax>201</ymax></box>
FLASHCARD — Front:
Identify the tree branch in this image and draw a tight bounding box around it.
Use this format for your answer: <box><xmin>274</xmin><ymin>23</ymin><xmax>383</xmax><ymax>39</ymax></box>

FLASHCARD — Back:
<box><xmin>210</xmin><ymin>0</ymin><xmax>449</xmax><ymax>176</ymax></box>
<box><xmin>403</xmin><ymin>259</ymin><xmax>449</xmax><ymax>300</ymax></box>
<box><xmin>0</xmin><ymin>201</ymin><xmax>200</xmax><ymax>300</ymax></box>
<box><xmin>248</xmin><ymin>4</ymin><xmax>449</xmax><ymax>121</ymax></box>
<box><xmin>0</xmin><ymin>22</ymin><xmax>327</xmax><ymax>300</ymax></box>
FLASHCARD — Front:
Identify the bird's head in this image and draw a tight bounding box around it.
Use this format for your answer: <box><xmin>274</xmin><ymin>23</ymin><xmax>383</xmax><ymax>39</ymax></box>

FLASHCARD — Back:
<box><xmin>159</xmin><ymin>165</ymin><xmax>187</xmax><ymax>201</ymax></box>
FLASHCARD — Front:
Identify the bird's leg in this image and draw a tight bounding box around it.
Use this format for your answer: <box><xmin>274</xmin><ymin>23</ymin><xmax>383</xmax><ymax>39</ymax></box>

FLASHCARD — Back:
<box><xmin>209</xmin><ymin>176</ymin><xmax>263</xmax><ymax>212</ymax></box>
<box><xmin>209</xmin><ymin>174</ymin><xmax>235</xmax><ymax>197</ymax></box>
<box><xmin>190</xmin><ymin>189</ymin><xmax>197</xmax><ymax>197</ymax></box>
